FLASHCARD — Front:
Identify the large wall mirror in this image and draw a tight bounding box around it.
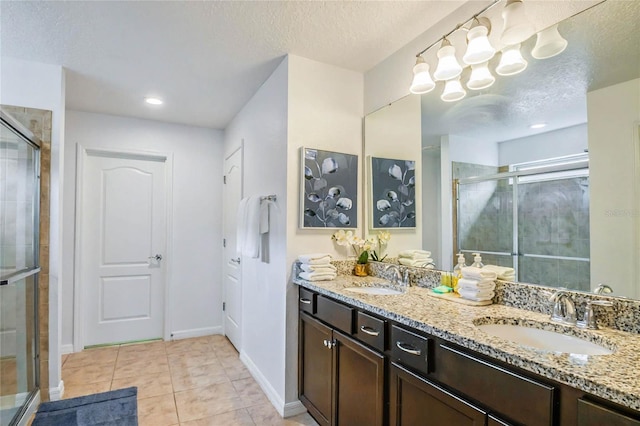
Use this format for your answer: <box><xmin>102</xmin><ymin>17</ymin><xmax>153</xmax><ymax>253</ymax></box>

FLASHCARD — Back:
<box><xmin>364</xmin><ymin>0</ymin><xmax>640</xmax><ymax>300</ymax></box>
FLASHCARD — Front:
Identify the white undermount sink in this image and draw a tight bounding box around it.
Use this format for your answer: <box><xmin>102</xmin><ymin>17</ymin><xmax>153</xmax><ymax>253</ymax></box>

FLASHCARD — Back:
<box><xmin>344</xmin><ymin>286</ymin><xmax>404</xmax><ymax>295</ymax></box>
<box><xmin>476</xmin><ymin>323</ymin><xmax>614</xmax><ymax>356</ymax></box>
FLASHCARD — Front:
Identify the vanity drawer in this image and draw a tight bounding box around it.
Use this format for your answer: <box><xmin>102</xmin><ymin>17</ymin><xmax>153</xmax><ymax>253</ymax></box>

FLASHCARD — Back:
<box><xmin>298</xmin><ymin>288</ymin><xmax>316</xmax><ymax>314</ymax></box>
<box><xmin>355</xmin><ymin>311</ymin><xmax>386</xmax><ymax>352</ymax></box>
<box><xmin>437</xmin><ymin>343</ymin><xmax>555</xmax><ymax>426</ymax></box>
<box><xmin>316</xmin><ymin>295</ymin><xmax>354</xmax><ymax>334</ymax></box>
<box><xmin>577</xmin><ymin>399</ymin><xmax>640</xmax><ymax>426</ymax></box>
<box><xmin>391</xmin><ymin>325</ymin><xmax>432</xmax><ymax>375</ymax></box>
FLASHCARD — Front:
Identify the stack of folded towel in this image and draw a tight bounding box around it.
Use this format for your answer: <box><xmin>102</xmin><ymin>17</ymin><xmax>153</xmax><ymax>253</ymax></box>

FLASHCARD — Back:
<box><xmin>458</xmin><ymin>266</ymin><xmax>497</xmax><ymax>302</ymax></box>
<box><xmin>482</xmin><ymin>265</ymin><xmax>515</xmax><ymax>281</ymax></box>
<box><xmin>398</xmin><ymin>250</ymin><xmax>434</xmax><ymax>268</ymax></box>
<box><xmin>298</xmin><ymin>253</ymin><xmax>336</xmax><ymax>281</ymax></box>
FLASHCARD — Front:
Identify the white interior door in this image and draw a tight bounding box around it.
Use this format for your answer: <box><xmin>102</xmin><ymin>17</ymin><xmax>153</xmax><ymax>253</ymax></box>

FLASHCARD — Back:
<box><xmin>80</xmin><ymin>150</ymin><xmax>167</xmax><ymax>347</ymax></box>
<box><xmin>223</xmin><ymin>147</ymin><xmax>242</xmax><ymax>350</ymax></box>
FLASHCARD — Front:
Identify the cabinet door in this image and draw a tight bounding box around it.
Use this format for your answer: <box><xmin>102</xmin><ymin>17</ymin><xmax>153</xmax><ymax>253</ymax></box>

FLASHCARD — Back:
<box><xmin>390</xmin><ymin>363</ymin><xmax>487</xmax><ymax>426</ymax></box>
<box><xmin>299</xmin><ymin>312</ymin><xmax>333</xmax><ymax>426</ymax></box>
<box><xmin>334</xmin><ymin>330</ymin><xmax>385</xmax><ymax>426</ymax></box>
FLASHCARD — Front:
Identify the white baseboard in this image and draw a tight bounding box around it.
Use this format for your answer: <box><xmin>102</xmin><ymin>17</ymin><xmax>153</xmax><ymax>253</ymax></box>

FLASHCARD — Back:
<box><xmin>240</xmin><ymin>352</ymin><xmax>285</xmax><ymax>416</ymax></box>
<box><xmin>49</xmin><ymin>380</ymin><xmax>64</xmax><ymax>401</ymax></box>
<box><xmin>61</xmin><ymin>344</ymin><xmax>75</xmax><ymax>354</ymax></box>
<box><xmin>169</xmin><ymin>326</ymin><xmax>222</xmax><ymax>341</ymax></box>
<box><xmin>239</xmin><ymin>352</ymin><xmax>308</xmax><ymax>418</ymax></box>
<box><xmin>283</xmin><ymin>400</ymin><xmax>307</xmax><ymax>417</ymax></box>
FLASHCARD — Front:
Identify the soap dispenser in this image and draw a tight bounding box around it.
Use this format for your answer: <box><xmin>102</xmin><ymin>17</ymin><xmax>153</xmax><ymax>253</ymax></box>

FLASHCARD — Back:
<box><xmin>452</xmin><ymin>253</ymin><xmax>467</xmax><ymax>291</ymax></box>
<box><xmin>471</xmin><ymin>252</ymin><xmax>484</xmax><ymax>268</ymax></box>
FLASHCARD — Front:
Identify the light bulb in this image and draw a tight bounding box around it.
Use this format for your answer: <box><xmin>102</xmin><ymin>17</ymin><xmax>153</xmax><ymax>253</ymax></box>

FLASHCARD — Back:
<box><xmin>433</xmin><ymin>40</ymin><xmax>463</xmax><ymax>81</ymax></box>
<box><xmin>467</xmin><ymin>62</ymin><xmax>495</xmax><ymax>90</ymax></box>
<box><xmin>463</xmin><ymin>23</ymin><xmax>496</xmax><ymax>65</ymax></box>
<box><xmin>532</xmin><ymin>24</ymin><xmax>568</xmax><ymax>59</ymax></box>
<box><xmin>500</xmin><ymin>0</ymin><xmax>536</xmax><ymax>46</ymax></box>
<box><xmin>441</xmin><ymin>77</ymin><xmax>466</xmax><ymax>102</ymax></box>
<box><xmin>496</xmin><ymin>44</ymin><xmax>528</xmax><ymax>76</ymax></box>
<box><xmin>409</xmin><ymin>56</ymin><xmax>436</xmax><ymax>94</ymax></box>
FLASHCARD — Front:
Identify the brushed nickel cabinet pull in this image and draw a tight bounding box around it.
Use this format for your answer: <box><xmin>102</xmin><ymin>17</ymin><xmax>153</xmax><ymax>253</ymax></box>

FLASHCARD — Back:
<box><xmin>360</xmin><ymin>325</ymin><xmax>380</xmax><ymax>336</ymax></box>
<box><xmin>396</xmin><ymin>341</ymin><xmax>421</xmax><ymax>356</ymax></box>
<box><xmin>299</xmin><ymin>298</ymin><xmax>312</xmax><ymax>304</ymax></box>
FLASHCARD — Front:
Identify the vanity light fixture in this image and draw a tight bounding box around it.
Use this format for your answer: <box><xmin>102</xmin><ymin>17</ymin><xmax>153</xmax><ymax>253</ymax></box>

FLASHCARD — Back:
<box><xmin>463</xmin><ymin>18</ymin><xmax>496</xmax><ymax>65</ymax></box>
<box><xmin>531</xmin><ymin>24</ymin><xmax>568</xmax><ymax>59</ymax></box>
<box><xmin>496</xmin><ymin>44</ymin><xmax>528</xmax><ymax>76</ymax></box>
<box><xmin>409</xmin><ymin>56</ymin><xmax>436</xmax><ymax>94</ymax></box>
<box><xmin>467</xmin><ymin>62</ymin><xmax>496</xmax><ymax>90</ymax></box>
<box><xmin>433</xmin><ymin>39</ymin><xmax>463</xmax><ymax>81</ymax></box>
<box><xmin>409</xmin><ymin>0</ymin><xmax>568</xmax><ymax>103</ymax></box>
<box><xmin>441</xmin><ymin>77</ymin><xmax>467</xmax><ymax>102</ymax></box>
<box><xmin>144</xmin><ymin>97</ymin><xmax>163</xmax><ymax>105</ymax></box>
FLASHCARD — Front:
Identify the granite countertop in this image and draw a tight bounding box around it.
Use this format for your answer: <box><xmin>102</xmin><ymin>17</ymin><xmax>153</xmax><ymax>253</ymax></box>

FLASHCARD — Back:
<box><xmin>294</xmin><ymin>274</ymin><xmax>640</xmax><ymax>411</ymax></box>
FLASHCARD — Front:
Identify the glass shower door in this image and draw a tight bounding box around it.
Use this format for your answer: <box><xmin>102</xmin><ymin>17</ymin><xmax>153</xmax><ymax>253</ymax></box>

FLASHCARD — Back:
<box><xmin>517</xmin><ymin>173</ymin><xmax>590</xmax><ymax>291</ymax></box>
<box><xmin>457</xmin><ymin>176</ymin><xmax>515</xmax><ymax>270</ymax></box>
<box><xmin>0</xmin><ymin>115</ymin><xmax>40</xmax><ymax>426</ymax></box>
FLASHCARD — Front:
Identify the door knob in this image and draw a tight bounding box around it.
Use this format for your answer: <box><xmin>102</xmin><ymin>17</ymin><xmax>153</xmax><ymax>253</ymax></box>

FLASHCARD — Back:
<box><xmin>231</xmin><ymin>257</ymin><xmax>241</xmax><ymax>264</ymax></box>
<box><xmin>148</xmin><ymin>254</ymin><xmax>163</xmax><ymax>261</ymax></box>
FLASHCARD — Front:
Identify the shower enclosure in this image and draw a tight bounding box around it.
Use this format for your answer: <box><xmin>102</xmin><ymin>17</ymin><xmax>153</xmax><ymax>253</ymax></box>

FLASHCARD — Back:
<box><xmin>0</xmin><ymin>111</ymin><xmax>40</xmax><ymax>426</ymax></box>
<box><xmin>455</xmin><ymin>155</ymin><xmax>590</xmax><ymax>291</ymax></box>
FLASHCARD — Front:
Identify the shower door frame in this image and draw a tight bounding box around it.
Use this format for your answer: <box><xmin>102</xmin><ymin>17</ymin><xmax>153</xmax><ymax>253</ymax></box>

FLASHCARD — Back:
<box><xmin>0</xmin><ymin>110</ymin><xmax>41</xmax><ymax>426</ymax></box>
<box><xmin>454</xmin><ymin>158</ymin><xmax>590</xmax><ymax>279</ymax></box>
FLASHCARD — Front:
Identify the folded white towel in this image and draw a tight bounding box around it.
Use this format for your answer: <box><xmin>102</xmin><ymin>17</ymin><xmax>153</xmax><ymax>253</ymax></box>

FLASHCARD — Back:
<box><xmin>298</xmin><ymin>253</ymin><xmax>332</xmax><ymax>265</ymax></box>
<box><xmin>236</xmin><ymin>196</ymin><xmax>261</xmax><ymax>259</ymax></box>
<box><xmin>300</xmin><ymin>264</ymin><xmax>337</xmax><ymax>273</ymax></box>
<box><xmin>398</xmin><ymin>258</ymin><xmax>434</xmax><ymax>268</ymax></box>
<box><xmin>458</xmin><ymin>278</ymin><xmax>495</xmax><ymax>291</ymax></box>
<box><xmin>461</xmin><ymin>266</ymin><xmax>498</xmax><ymax>280</ymax></box>
<box><xmin>458</xmin><ymin>288</ymin><xmax>495</xmax><ymax>301</ymax></box>
<box><xmin>299</xmin><ymin>271</ymin><xmax>337</xmax><ymax>282</ymax></box>
<box><xmin>483</xmin><ymin>265</ymin><xmax>515</xmax><ymax>280</ymax></box>
<box><xmin>398</xmin><ymin>249</ymin><xmax>432</xmax><ymax>258</ymax></box>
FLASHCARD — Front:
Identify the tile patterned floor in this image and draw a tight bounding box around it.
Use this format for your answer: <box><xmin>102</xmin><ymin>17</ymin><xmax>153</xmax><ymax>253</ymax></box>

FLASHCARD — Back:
<box><xmin>54</xmin><ymin>335</ymin><xmax>318</xmax><ymax>426</ymax></box>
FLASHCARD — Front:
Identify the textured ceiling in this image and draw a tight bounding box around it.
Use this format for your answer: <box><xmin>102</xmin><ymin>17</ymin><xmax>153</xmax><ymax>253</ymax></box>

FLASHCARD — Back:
<box><xmin>1</xmin><ymin>0</ymin><xmax>464</xmax><ymax>129</ymax></box>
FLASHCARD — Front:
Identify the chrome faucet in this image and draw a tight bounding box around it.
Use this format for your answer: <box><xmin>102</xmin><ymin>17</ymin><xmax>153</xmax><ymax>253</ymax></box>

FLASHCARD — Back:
<box><xmin>384</xmin><ymin>264</ymin><xmax>409</xmax><ymax>287</ymax></box>
<box><xmin>549</xmin><ymin>290</ymin><xmax>577</xmax><ymax>325</ymax></box>
<box><xmin>577</xmin><ymin>299</ymin><xmax>613</xmax><ymax>330</ymax></box>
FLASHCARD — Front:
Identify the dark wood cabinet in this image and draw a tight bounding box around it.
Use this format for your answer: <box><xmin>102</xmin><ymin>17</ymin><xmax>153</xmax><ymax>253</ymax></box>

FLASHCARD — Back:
<box><xmin>577</xmin><ymin>399</ymin><xmax>640</xmax><ymax>426</ymax></box>
<box><xmin>299</xmin><ymin>310</ymin><xmax>385</xmax><ymax>426</ymax></box>
<box><xmin>435</xmin><ymin>343</ymin><xmax>555</xmax><ymax>426</ymax></box>
<box><xmin>299</xmin><ymin>312</ymin><xmax>332</xmax><ymax>426</ymax></box>
<box><xmin>334</xmin><ymin>330</ymin><xmax>385</xmax><ymax>426</ymax></box>
<box><xmin>298</xmin><ymin>286</ymin><xmax>640</xmax><ymax>426</ymax></box>
<box><xmin>390</xmin><ymin>362</ymin><xmax>487</xmax><ymax>426</ymax></box>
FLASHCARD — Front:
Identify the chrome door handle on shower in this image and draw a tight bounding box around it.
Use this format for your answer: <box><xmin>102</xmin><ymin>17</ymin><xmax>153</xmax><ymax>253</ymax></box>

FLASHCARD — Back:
<box><xmin>148</xmin><ymin>254</ymin><xmax>163</xmax><ymax>261</ymax></box>
<box><xmin>231</xmin><ymin>257</ymin><xmax>241</xmax><ymax>264</ymax></box>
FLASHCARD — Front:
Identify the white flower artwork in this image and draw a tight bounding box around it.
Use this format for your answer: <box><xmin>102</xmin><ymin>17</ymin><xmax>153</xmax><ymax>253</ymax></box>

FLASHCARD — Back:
<box><xmin>369</xmin><ymin>156</ymin><xmax>416</xmax><ymax>228</ymax></box>
<box><xmin>301</xmin><ymin>147</ymin><xmax>358</xmax><ymax>228</ymax></box>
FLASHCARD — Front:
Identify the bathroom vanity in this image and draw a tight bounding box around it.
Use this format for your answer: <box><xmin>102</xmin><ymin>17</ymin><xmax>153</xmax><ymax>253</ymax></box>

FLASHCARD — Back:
<box><xmin>295</xmin><ymin>273</ymin><xmax>640</xmax><ymax>426</ymax></box>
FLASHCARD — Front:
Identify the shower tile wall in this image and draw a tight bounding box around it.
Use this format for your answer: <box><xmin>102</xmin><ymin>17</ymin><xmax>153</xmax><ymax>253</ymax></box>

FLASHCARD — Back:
<box><xmin>2</xmin><ymin>105</ymin><xmax>52</xmax><ymax>400</ymax></box>
<box><xmin>455</xmin><ymin>161</ymin><xmax>590</xmax><ymax>291</ymax></box>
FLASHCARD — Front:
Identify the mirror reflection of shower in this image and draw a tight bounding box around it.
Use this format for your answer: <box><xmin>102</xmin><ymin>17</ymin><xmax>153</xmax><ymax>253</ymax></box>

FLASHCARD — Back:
<box><xmin>455</xmin><ymin>154</ymin><xmax>590</xmax><ymax>291</ymax></box>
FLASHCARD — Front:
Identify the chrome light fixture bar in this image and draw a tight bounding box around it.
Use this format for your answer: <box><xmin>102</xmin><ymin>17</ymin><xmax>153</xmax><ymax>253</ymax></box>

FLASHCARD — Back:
<box><xmin>409</xmin><ymin>0</ymin><xmax>569</xmax><ymax>103</ymax></box>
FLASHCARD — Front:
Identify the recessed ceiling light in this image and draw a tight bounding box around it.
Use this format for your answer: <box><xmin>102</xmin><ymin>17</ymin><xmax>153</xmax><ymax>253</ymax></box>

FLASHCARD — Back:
<box><xmin>529</xmin><ymin>123</ymin><xmax>546</xmax><ymax>129</ymax></box>
<box><xmin>145</xmin><ymin>97</ymin><xmax>163</xmax><ymax>105</ymax></box>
